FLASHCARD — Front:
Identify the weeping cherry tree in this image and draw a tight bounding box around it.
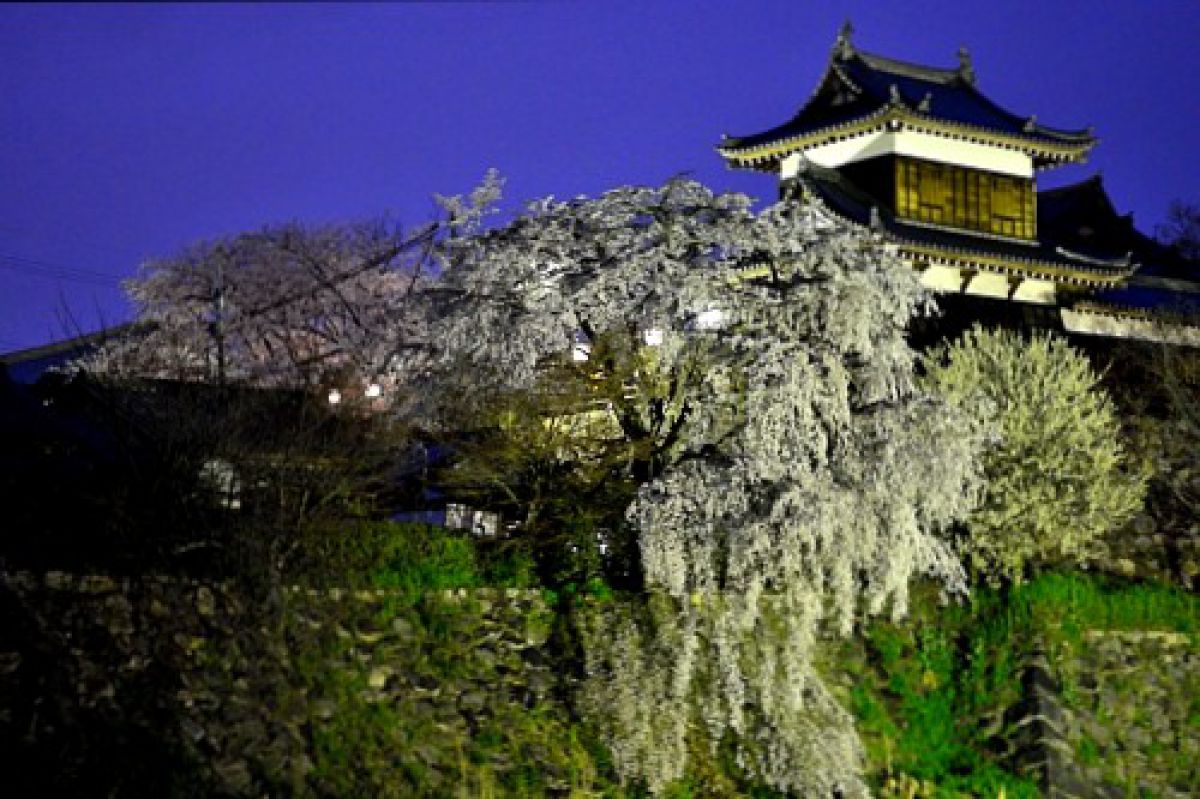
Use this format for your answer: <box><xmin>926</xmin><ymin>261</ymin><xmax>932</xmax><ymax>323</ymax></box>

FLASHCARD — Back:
<box><xmin>408</xmin><ymin>178</ymin><xmax>983</xmax><ymax>795</ymax></box>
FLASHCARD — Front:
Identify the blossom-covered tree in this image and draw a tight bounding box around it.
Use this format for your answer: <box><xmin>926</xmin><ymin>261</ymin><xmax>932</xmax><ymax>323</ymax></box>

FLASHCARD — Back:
<box><xmin>85</xmin><ymin>173</ymin><xmax>505</xmax><ymax>397</ymax></box>
<box><xmin>86</xmin><ymin>218</ymin><xmax>434</xmax><ymax>390</ymax></box>
<box><xmin>84</xmin><ymin>171</ymin><xmax>983</xmax><ymax>792</ymax></box>
<box><xmin>922</xmin><ymin>326</ymin><xmax>1148</xmax><ymax>585</ymax></box>
<box><xmin>412</xmin><ymin>178</ymin><xmax>983</xmax><ymax>795</ymax></box>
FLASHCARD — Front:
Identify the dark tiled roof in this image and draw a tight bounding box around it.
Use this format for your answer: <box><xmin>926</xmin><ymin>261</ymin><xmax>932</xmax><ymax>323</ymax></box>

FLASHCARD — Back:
<box><xmin>1038</xmin><ymin>176</ymin><xmax>1200</xmax><ymax>283</ymax></box>
<box><xmin>720</xmin><ymin>33</ymin><xmax>1094</xmax><ymax>159</ymax></box>
<box><xmin>1076</xmin><ymin>284</ymin><xmax>1200</xmax><ymax>317</ymax></box>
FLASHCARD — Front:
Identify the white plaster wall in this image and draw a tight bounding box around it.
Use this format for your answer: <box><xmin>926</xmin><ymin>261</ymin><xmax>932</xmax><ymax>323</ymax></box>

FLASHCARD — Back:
<box><xmin>918</xmin><ymin>264</ymin><xmax>968</xmax><ymax>293</ymax></box>
<box><xmin>1011</xmin><ymin>278</ymin><xmax>1057</xmax><ymax>305</ymax></box>
<box><xmin>964</xmin><ymin>271</ymin><xmax>1013</xmax><ymax>299</ymax></box>
<box><xmin>781</xmin><ymin>131</ymin><xmax>1033</xmax><ymax>178</ymax></box>
<box><xmin>917</xmin><ymin>264</ymin><xmax>1056</xmax><ymax>305</ymax></box>
<box><xmin>1061</xmin><ymin>309</ymin><xmax>1200</xmax><ymax>346</ymax></box>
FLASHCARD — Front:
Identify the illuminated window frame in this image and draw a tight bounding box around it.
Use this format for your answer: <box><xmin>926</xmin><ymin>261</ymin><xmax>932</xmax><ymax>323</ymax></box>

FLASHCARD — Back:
<box><xmin>895</xmin><ymin>156</ymin><xmax>1035</xmax><ymax>240</ymax></box>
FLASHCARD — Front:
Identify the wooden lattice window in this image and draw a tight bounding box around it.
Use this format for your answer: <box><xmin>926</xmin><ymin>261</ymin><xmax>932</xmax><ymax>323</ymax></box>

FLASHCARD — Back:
<box><xmin>895</xmin><ymin>157</ymin><xmax>1035</xmax><ymax>239</ymax></box>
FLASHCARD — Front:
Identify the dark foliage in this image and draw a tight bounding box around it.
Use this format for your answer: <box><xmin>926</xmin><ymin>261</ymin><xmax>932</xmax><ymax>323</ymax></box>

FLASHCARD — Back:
<box><xmin>0</xmin><ymin>370</ymin><xmax>415</xmax><ymax>585</ymax></box>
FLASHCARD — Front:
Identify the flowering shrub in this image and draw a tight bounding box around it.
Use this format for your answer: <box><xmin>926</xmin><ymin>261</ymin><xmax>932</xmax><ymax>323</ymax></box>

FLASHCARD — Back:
<box><xmin>923</xmin><ymin>326</ymin><xmax>1148</xmax><ymax>584</ymax></box>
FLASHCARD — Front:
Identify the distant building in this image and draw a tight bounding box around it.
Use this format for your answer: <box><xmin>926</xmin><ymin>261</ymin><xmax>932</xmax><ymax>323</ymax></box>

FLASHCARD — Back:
<box><xmin>717</xmin><ymin>23</ymin><xmax>1199</xmax><ymax>344</ymax></box>
<box><xmin>0</xmin><ymin>324</ymin><xmax>138</xmax><ymax>385</ymax></box>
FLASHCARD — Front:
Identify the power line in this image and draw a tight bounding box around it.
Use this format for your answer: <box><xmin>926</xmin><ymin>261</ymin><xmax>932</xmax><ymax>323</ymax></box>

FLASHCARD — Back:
<box><xmin>0</xmin><ymin>250</ymin><xmax>120</xmax><ymax>282</ymax></box>
<box><xmin>0</xmin><ymin>261</ymin><xmax>114</xmax><ymax>287</ymax></box>
<box><xmin>0</xmin><ymin>251</ymin><xmax>121</xmax><ymax>287</ymax></box>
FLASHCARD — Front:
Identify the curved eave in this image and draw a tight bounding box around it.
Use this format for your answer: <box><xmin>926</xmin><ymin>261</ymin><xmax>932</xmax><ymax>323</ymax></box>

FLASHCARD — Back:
<box><xmin>895</xmin><ymin>241</ymin><xmax>1132</xmax><ymax>288</ymax></box>
<box><xmin>718</xmin><ymin>107</ymin><xmax>1095</xmax><ymax>170</ymax></box>
<box><xmin>729</xmin><ymin>242</ymin><xmax>1126</xmax><ymax>290</ymax></box>
<box><xmin>1068</xmin><ymin>300</ymin><xmax>1200</xmax><ymax>327</ymax></box>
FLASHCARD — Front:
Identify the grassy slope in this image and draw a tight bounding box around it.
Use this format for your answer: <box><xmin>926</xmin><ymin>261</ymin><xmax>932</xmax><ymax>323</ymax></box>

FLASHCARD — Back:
<box><xmin>828</xmin><ymin>573</ymin><xmax>1198</xmax><ymax>798</ymax></box>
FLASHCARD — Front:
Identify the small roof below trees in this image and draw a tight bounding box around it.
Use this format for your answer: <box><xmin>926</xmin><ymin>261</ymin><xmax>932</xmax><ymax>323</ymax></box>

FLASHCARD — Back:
<box><xmin>0</xmin><ymin>323</ymin><xmax>143</xmax><ymax>385</ymax></box>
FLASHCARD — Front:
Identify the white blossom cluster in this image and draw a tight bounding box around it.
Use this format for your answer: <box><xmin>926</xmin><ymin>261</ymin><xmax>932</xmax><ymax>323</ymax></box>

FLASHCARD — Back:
<box><xmin>626</xmin><ymin>195</ymin><xmax>982</xmax><ymax>623</ymax></box>
<box><xmin>420</xmin><ymin>179</ymin><xmax>758</xmax><ymax>395</ymax></box>
<box><xmin>922</xmin><ymin>326</ymin><xmax>1147</xmax><ymax>583</ymax></box>
<box><xmin>578</xmin><ymin>595</ymin><xmax>698</xmax><ymax>795</ymax></box>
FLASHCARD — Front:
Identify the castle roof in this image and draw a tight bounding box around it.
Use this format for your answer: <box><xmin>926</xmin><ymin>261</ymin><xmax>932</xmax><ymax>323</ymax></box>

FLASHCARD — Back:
<box><xmin>1038</xmin><ymin>176</ymin><xmax>1198</xmax><ymax>280</ymax></box>
<box><xmin>1040</xmin><ymin>176</ymin><xmax>1200</xmax><ymax>320</ymax></box>
<box><xmin>718</xmin><ymin>25</ymin><xmax>1096</xmax><ymax>171</ymax></box>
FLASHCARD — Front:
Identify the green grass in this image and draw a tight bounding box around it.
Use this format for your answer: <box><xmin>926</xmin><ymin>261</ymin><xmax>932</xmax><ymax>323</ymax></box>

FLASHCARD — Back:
<box><xmin>325</xmin><ymin>521</ymin><xmax>542</xmax><ymax>602</ymax></box>
<box><xmin>1077</xmin><ymin>735</ymin><xmax>1100</xmax><ymax>767</ymax></box>
<box><xmin>369</xmin><ymin>523</ymin><xmax>481</xmax><ymax>597</ymax></box>
<box><xmin>847</xmin><ymin>582</ymin><xmax>1039</xmax><ymax>798</ymax></box>
<box><xmin>1015</xmin><ymin>571</ymin><xmax>1198</xmax><ymax>640</ymax></box>
<box><xmin>844</xmin><ymin>571</ymin><xmax>1199</xmax><ymax>797</ymax></box>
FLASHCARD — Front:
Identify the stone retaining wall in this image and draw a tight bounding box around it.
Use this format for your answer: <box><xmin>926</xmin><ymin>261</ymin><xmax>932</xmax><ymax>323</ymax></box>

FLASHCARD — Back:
<box><xmin>1005</xmin><ymin>630</ymin><xmax>1198</xmax><ymax>798</ymax></box>
<box><xmin>3</xmin><ymin>570</ymin><xmax>1196</xmax><ymax>797</ymax></box>
<box><xmin>0</xmin><ymin>571</ymin><xmax>569</xmax><ymax>796</ymax></box>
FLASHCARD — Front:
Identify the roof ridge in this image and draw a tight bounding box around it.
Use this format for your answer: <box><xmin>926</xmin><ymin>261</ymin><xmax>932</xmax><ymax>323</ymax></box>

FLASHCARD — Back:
<box><xmin>1037</xmin><ymin>174</ymin><xmax>1105</xmax><ymax>196</ymax></box>
<box><xmin>0</xmin><ymin>321</ymin><xmax>141</xmax><ymax>363</ymax></box>
<box><xmin>719</xmin><ymin>27</ymin><xmax>1096</xmax><ymax>162</ymax></box>
<box><xmin>954</xmin><ymin>78</ymin><xmax>1094</xmax><ymax>140</ymax></box>
<box><xmin>850</xmin><ymin>44</ymin><xmax>1094</xmax><ymax>141</ymax></box>
<box><xmin>852</xmin><ymin>49</ymin><xmax>961</xmax><ymax>84</ymax></box>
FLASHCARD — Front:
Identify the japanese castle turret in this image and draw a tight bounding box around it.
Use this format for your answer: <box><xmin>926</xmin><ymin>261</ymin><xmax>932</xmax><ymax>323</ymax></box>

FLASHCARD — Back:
<box><xmin>718</xmin><ymin>24</ymin><xmax>1199</xmax><ymax>344</ymax></box>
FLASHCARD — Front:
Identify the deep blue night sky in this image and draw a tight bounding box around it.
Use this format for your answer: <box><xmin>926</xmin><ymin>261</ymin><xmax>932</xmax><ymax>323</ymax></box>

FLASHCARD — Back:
<box><xmin>2</xmin><ymin>2</ymin><xmax>1197</xmax><ymax>352</ymax></box>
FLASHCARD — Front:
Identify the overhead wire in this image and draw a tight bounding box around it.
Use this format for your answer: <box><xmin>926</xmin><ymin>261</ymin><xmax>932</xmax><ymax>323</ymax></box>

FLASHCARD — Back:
<box><xmin>0</xmin><ymin>250</ymin><xmax>121</xmax><ymax>287</ymax></box>
<box><xmin>0</xmin><ymin>250</ymin><xmax>126</xmax><ymax>353</ymax></box>
<box><xmin>0</xmin><ymin>222</ymin><xmax>441</xmax><ymax>359</ymax></box>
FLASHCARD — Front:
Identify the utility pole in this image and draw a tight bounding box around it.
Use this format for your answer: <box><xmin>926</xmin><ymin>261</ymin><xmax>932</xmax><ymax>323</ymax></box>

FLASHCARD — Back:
<box><xmin>212</xmin><ymin>247</ymin><xmax>227</xmax><ymax>386</ymax></box>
